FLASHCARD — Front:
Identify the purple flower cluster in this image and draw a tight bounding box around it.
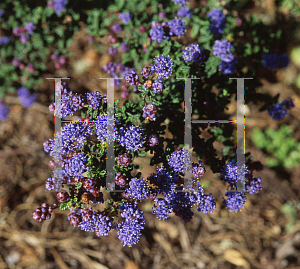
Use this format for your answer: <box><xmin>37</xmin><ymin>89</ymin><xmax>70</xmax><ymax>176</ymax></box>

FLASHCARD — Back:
<box><xmin>60</xmin><ymin>121</ymin><xmax>93</xmax><ymax>154</ymax></box>
<box><xmin>152</xmin><ymin>198</ymin><xmax>173</xmax><ymax>220</ymax></box>
<box><xmin>220</xmin><ymin>159</ymin><xmax>249</xmax><ymax>185</ymax></box>
<box><xmin>50</xmin><ymin>0</ymin><xmax>67</xmax><ymax>15</ymax></box>
<box><xmin>220</xmin><ymin>159</ymin><xmax>263</xmax><ymax>211</ymax></box>
<box><xmin>150</xmin><ymin>25</ymin><xmax>169</xmax><ymax>43</ymax></box>
<box><xmin>62</xmin><ymin>153</ymin><xmax>89</xmax><ymax>178</ymax></box>
<box><xmin>94</xmin><ymin>114</ymin><xmax>120</xmax><ymax>143</ymax></box>
<box><xmin>112</xmin><ymin>23</ymin><xmax>122</xmax><ymax>34</ymax></box>
<box><xmin>143</xmin><ymin>104</ymin><xmax>157</xmax><ymax>121</ymax></box>
<box><xmin>116</xmin><ymin>201</ymin><xmax>145</xmax><ymax>247</ymax></box>
<box><xmin>152</xmin><ymin>80</ymin><xmax>165</xmax><ymax>93</ymax></box>
<box><xmin>17</xmin><ymin>87</ymin><xmax>37</xmax><ymax>107</ymax></box>
<box><xmin>150</xmin><ymin>55</ymin><xmax>174</xmax><ymax>79</ymax></box>
<box><xmin>78</xmin><ymin>210</ymin><xmax>113</xmax><ymax>236</ymax></box>
<box><xmin>219</xmin><ymin>58</ymin><xmax>238</xmax><ymax>74</ymax></box>
<box><xmin>0</xmin><ymin>36</ymin><xmax>10</xmax><ymax>46</ymax></box>
<box><xmin>213</xmin><ymin>39</ymin><xmax>234</xmax><ymax>62</ymax></box>
<box><xmin>268</xmin><ymin>98</ymin><xmax>294</xmax><ymax>120</ymax></box>
<box><xmin>148</xmin><ymin>134</ymin><xmax>159</xmax><ymax>147</ymax></box>
<box><xmin>172</xmin><ymin>0</ymin><xmax>189</xmax><ymax>5</ymax></box>
<box><xmin>223</xmin><ymin>192</ymin><xmax>246</xmax><ymax>212</ymax></box>
<box><xmin>198</xmin><ymin>193</ymin><xmax>216</xmax><ymax>214</ymax></box>
<box><xmin>117</xmin><ymin>153</ymin><xmax>132</xmax><ymax>167</ymax></box>
<box><xmin>108</xmin><ymin>46</ymin><xmax>117</xmax><ymax>55</ymax></box>
<box><xmin>119</xmin><ymin>42</ymin><xmax>129</xmax><ymax>52</ymax></box>
<box><xmin>177</xmin><ymin>6</ymin><xmax>192</xmax><ymax>19</ymax></box>
<box><xmin>168</xmin><ymin>148</ymin><xmax>192</xmax><ymax>173</ymax></box>
<box><xmin>117</xmin><ymin>125</ymin><xmax>145</xmax><ymax>151</ymax></box>
<box><xmin>119</xmin><ymin>13</ymin><xmax>132</xmax><ymax>24</ymax></box>
<box><xmin>126</xmin><ymin>177</ymin><xmax>151</xmax><ymax>200</ymax></box>
<box><xmin>125</xmin><ymin>70</ymin><xmax>139</xmax><ymax>85</ymax></box>
<box><xmin>191</xmin><ymin>160</ymin><xmax>205</xmax><ymax>178</ymax></box>
<box><xmin>103</xmin><ymin>62</ymin><xmax>137</xmax><ymax>88</ymax></box>
<box><xmin>148</xmin><ymin>166</ymin><xmax>176</xmax><ymax>195</ymax></box>
<box><xmin>168</xmin><ymin>18</ymin><xmax>186</xmax><ymax>36</ymax></box>
<box><xmin>0</xmin><ymin>8</ymin><xmax>4</xmax><ymax>17</ymax></box>
<box><xmin>207</xmin><ymin>9</ymin><xmax>226</xmax><ymax>36</ymax></box>
<box><xmin>141</xmin><ymin>67</ymin><xmax>153</xmax><ymax>78</ymax></box>
<box><xmin>51</xmin><ymin>53</ymin><xmax>66</xmax><ymax>69</ymax></box>
<box><xmin>13</xmin><ymin>22</ymin><xmax>35</xmax><ymax>43</ymax></box>
<box><xmin>86</xmin><ymin>91</ymin><xmax>103</xmax><ymax>109</ymax></box>
<box><xmin>182</xmin><ymin>43</ymin><xmax>210</xmax><ymax>64</ymax></box>
<box><xmin>262</xmin><ymin>53</ymin><xmax>290</xmax><ymax>70</ymax></box>
<box><xmin>50</xmin><ymin>83</ymin><xmax>85</xmax><ymax>117</ymax></box>
<box><xmin>0</xmin><ymin>101</ymin><xmax>10</xmax><ymax>120</ymax></box>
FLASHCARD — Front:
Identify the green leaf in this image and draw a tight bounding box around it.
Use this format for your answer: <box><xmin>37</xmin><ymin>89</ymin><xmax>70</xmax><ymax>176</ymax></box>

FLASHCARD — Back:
<box><xmin>191</xmin><ymin>24</ymin><xmax>200</xmax><ymax>38</ymax></box>
<box><xmin>66</xmin><ymin>38</ymin><xmax>73</xmax><ymax>47</ymax></box>
<box><xmin>60</xmin><ymin>200</ymin><xmax>73</xmax><ymax>210</ymax></box>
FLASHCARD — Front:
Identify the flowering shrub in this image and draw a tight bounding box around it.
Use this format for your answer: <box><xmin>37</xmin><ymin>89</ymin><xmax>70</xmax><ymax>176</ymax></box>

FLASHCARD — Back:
<box><xmin>1</xmin><ymin>0</ymin><xmax>293</xmax><ymax>247</ymax></box>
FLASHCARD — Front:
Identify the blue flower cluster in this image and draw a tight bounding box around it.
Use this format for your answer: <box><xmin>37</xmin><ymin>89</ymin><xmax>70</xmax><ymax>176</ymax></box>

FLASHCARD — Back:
<box><xmin>62</xmin><ymin>153</ymin><xmax>89</xmax><ymax>178</ymax></box>
<box><xmin>0</xmin><ymin>36</ymin><xmax>10</xmax><ymax>46</ymax></box>
<box><xmin>78</xmin><ymin>210</ymin><xmax>113</xmax><ymax>236</ymax></box>
<box><xmin>168</xmin><ymin>18</ymin><xmax>186</xmax><ymax>36</ymax></box>
<box><xmin>52</xmin><ymin>0</ymin><xmax>67</xmax><ymax>15</ymax></box>
<box><xmin>221</xmin><ymin>159</ymin><xmax>263</xmax><ymax>211</ymax></box>
<box><xmin>213</xmin><ymin>39</ymin><xmax>234</xmax><ymax>62</ymax></box>
<box><xmin>223</xmin><ymin>192</ymin><xmax>246</xmax><ymax>212</ymax></box>
<box><xmin>0</xmin><ymin>101</ymin><xmax>10</xmax><ymax>120</ymax></box>
<box><xmin>213</xmin><ymin>39</ymin><xmax>237</xmax><ymax>74</ymax></box>
<box><xmin>17</xmin><ymin>87</ymin><xmax>37</xmax><ymax>108</ymax></box>
<box><xmin>172</xmin><ymin>0</ymin><xmax>189</xmax><ymax>5</ymax></box>
<box><xmin>117</xmin><ymin>125</ymin><xmax>145</xmax><ymax>151</ymax></box>
<box><xmin>119</xmin><ymin>13</ymin><xmax>132</xmax><ymax>24</ymax></box>
<box><xmin>112</xmin><ymin>23</ymin><xmax>122</xmax><ymax>34</ymax></box>
<box><xmin>207</xmin><ymin>9</ymin><xmax>226</xmax><ymax>36</ymax></box>
<box><xmin>168</xmin><ymin>148</ymin><xmax>192</xmax><ymax>173</ymax></box>
<box><xmin>262</xmin><ymin>53</ymin><xmax>290</xmax><ymax>70</ymax></box>
<box><xmin>95</xmin><ymin>114</ymin><xmax>120</xmax><ymax>143</ymax></box>
<box><xmin>182</xmin><ymin>43</ymin><xmax>210</xmax><ymax>64</ymax></box>
<box><xmin>152</xmin><ymin>80</ymin><xmax>165</xmax><ymax>93</ymax></box>
<box><xmin>117</xmin><ymin>201</ymin><xmax>145</xmax><ymax>247</ymax></box>
<box><xmin>268</xmin><ymin>98</ymin><xmax>295</xmax><ymax>120</ymax></box>
<box><xmin>150</xmin><ymin>25</ymin><xmax>169</xmax><ymax>43</ymax></box>
<box><xmin>86</xmin><ymin>91</ymin><xmax>103</xmax><ymax>109</ymax></box>
<box><xmin>177</xmin><ymin>6</ymin><xmax>192</xmax><ymax>19</ymax></box>
<box><xmin>126</xmin><ymin>177</ymin><xmax>151</xmax><ymax>200</ymax></box>
<box><xmin>150</xmin><ymin>55</ymin><xmax>174</xmax><ymax>79</ymax></box>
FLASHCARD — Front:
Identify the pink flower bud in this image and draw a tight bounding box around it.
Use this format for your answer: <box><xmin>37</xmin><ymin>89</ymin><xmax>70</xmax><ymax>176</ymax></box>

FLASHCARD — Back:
<box><xmin>27</xmin><ymin>64</ymin><xmax>35</xmax><ymax>74</ymax></box>
<box><xmin>19</xmin><ymin>63</ymin><xmax>25</xmax><ymax>70</ymax></box>
<box><xmin>108</xmin><ymin>34</ymin><xmax>118</xmax><ymax>44</ymax></box>
<box><xmin>139</xmin><ymin>25</ymin><xmax>147</xmax><ymax>33</ymax></box>
<box><xmin>59</xmin><ymin>56</ymin><xmax>66</xmax><ymax>65</ymax></box>
<box><xmin>55</xmin><ymin>62</ymin><xmax>61</xmax><ymax>69</ymax></box>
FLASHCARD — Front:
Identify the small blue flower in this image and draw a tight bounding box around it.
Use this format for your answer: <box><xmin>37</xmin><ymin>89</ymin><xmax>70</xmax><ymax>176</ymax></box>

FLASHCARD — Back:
<box><xmin>17</xmin><ymin>87</ymin><xmax>37</xmax><ymax>107</ymax></box>
<box><xmin>119</xmin><ymin>13</ymin><xmax>132</xmax><ymax>24</ymax></box>
<box><xmin>223</xmin><ymin>191</ymin><xmax>246</xmax><ymax>212</ymax></box>
<box><xmin>213</xmin><ymin>39</ymin><xmax>234</xmax><ymax>62</ymax></box>
<box><xmin>177</xmin><ymin>6</ymin><xmax>192</xmax><ymax>19</ymax></box>
<box><xmin>168</xmin><ymin>18</ymin><xmax>186</xmax><ymax>36</ymax></box>
<box><xmin>0</xmin><ymin>101</ymin><xmax>10</xmax><ymax>120</ymax></box>
<box><xmin>207</xmin><ymin>9</ymin><xmax>226</xmax><ymax>36</ymax></box>
<box><xmin>53</xmin><ymin>0</ymin><xmax>67</xmax><ymax>15</ymax></box>
<box><xmin>268</xmin><ymin>101</ymin><xmax>288</xmax><ymax>120</ymax></box>
<box><xmin>150</xmin><ymin>55</ymin><xmax>174</xmax><ymax>79</ymax></box>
